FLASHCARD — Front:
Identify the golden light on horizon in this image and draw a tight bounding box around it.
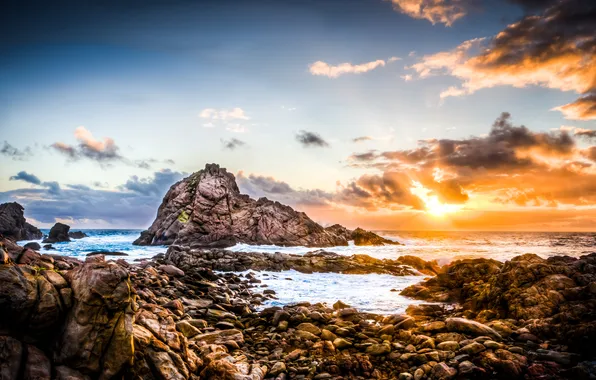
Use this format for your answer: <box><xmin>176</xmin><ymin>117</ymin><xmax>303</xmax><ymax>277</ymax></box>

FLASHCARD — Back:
<box><xmin>410</xmin><ymin>181</ymin><xmax>463</xmax><ymax>217</ymax></box>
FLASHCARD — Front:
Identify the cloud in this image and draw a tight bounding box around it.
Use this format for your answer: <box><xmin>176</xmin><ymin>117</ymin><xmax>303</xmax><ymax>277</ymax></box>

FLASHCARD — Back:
<box><xmin>200</xmin><ymin>107</ymin><xmax>250</xmax><ymax>121</ymax></box>
<box><xmin>309</xmin><ymin>59</ymin><xmax>386</xmax><ymax>78</ymax></box>
<box><xmin>353</xmin><ymin>136</ymin><xmax>373</xmax><ymax>143</ymax></box>
<box><xmin>221</xmin><ymin>138</ymin><xmax>246</xmax><ymax>150</ymax></box>
<box><xmin>237</xmin><ymin>172</ymin><xmax>333</xmax><ymax>206</ymax></box>
<box><xmin>122</xmin><ymin>169</ymin><xmax>186</xmax><ymax>196</ymax></box>
<box><xmin>9</xmin><ymin>171</ymin><xmax>61</xmax><ymax>195</ymax></box>
<box><xmin>51</xmin><ymin>126</ymin><xmax>122</xmax><ymax>162</ymax></box>
<box><xmin>9</xmin><ymin>171</ymin><xmax>41</xmax><ymax>185</ymax></box>
<box><xmin>348</xmin><ymin>113</ymin><xmax>596</xmax><ymax>207</ymax></box>
<box><xmin>1</xmin><ymin>141</ymin><xmax>32</xmax><ymax>161</ymax></box>
<box><xmin>553</xmin><ymin>93</ymin><xmax>596</xmax><ymax>121</ymax></box>
<box><xmin>50</xmin><ymin>126</ymin><xmax>168</xmax><ymax>169</ymax></box>
<box><xmin>389</xmin><ymin>0</ymin><xmax>470</xmax><ymax>26</ymax></box>
<box><xmin>409</xmin><ymin>0</ymin><xmax>596</xmax><ymax>119</ymax></box>
<box><xmin>296</xmin><ymin>131</ymin><xmax>330</xmax><ymax>148</ymax></box>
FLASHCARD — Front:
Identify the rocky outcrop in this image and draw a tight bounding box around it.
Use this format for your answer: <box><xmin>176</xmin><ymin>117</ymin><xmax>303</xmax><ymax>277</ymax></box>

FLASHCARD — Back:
<box><xmin>1</xmin><ymin>236</ymin><xmax>594</xmax><ymax>379</ymax></box>
<box><xmin>68</xmin><ymin>231</ymin><xmax>88</xmax><ymax>239</ymax></box>
<box><xmin>0</xmin><ymin>202</ymin><xmax>42</xmax><ymax>241</ymax></box>
<box><xmin>324</xmin><ymin>225</ymin><xmax>403</xmax><ymax>246</ymax></box>
<box><xmin>134</xmin><ymin>164</ymin><xmax>349</xmax><ymax>248</ymax></box>
<box><xmin>165</xmin><ymin>246</ymin><xmax>425</xmax><ymax>276</ymax></box>
<box><xmin>42</xmin><ymin>222</ymin><xmax>71</xmax><ymax>243</ymax></box>
<box><xmin>351</xmin><ymin>227</ymin><xmax>402</xmax><ymax>246</ymax></box>
<box><xmin>401</xmin><ymin>253</ymin><xmax>596</xmax><ymax>354</ymax></box>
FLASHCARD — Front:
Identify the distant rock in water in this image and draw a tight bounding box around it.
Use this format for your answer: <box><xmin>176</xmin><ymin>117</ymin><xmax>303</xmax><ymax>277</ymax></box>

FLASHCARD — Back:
<box><xmin>68</xmin><ymin>231</ymin><xmax>88</xmax><ymax>239</ymax></box>
<box><xmin>42</xmin><ymin>223</ymin><xmax>71</xmax><ymax>243</ymax></box>
<box><xmin>324</xmin><ymin>225</ymin><xmax>403</xmax><ymax>246</ymax></box>
<box><xmin>0</xmin><ymin>202</ymin><xmax>42</xmax><ymax>241</ymax></box>
<box><xmin>134</xmin><ymin>163</ymin><xmax>349</xmax><ymax>248</ymax></box>
<box><xmin>351</xmin><ymin>227</ymin><xmax>402</xmax><ymax>246</ymax></box>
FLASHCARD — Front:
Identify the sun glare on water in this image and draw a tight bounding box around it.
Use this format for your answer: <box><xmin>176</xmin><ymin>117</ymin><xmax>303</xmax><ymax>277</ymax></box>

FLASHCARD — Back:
<box><xmin>410</xmin><ymin>181</ymin><xmax>462</xmax><ymax>217</ymax></box>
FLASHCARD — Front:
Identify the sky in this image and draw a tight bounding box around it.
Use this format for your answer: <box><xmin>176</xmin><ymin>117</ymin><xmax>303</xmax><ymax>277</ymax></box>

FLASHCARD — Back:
<box><xmin>1</xmin><ymin>0</ymin><xmax>595</xmax><ymax>231</ymax></box>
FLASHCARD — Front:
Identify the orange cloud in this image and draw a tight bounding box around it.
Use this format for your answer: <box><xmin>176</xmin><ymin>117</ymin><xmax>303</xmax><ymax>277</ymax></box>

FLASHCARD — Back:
<box><xmin>409</xmin><ymin>0</ymin><xmax>596</xmax><ymax>119</ymax></box>
<box><xmin>389</xmin><ymin>0</ymin><xmax>469</xmax><ymax>26</ymax></box>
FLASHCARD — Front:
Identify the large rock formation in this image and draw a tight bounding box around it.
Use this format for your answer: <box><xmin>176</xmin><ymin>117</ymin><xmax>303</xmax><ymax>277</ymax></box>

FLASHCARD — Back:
<box><xmin>42</xmin><ymin>222</ymin><xmax>71</xmax><ymax>243</ymax></box>
<box><xmin>134</xmin><ymin>164</ymin><xmax>349</xmax><ymax>248</ymax></box>
<box><xmin>0</xmin><ymin>202</ymin><xmax>42</xmax><ymax>241</ymax></box>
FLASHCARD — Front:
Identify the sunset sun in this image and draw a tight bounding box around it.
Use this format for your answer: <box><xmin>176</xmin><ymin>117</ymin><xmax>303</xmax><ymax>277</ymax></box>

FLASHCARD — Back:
<box><xmin>410</xmin><ymin>181</ymin><xmax>462</xmax><ymax>217</ymax></box>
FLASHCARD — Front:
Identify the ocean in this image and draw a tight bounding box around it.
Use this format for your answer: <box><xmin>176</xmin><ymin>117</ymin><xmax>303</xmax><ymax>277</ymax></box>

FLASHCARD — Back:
<box><xmin>20</xmin><ymin>229</ymin><xmax>596</xmax><ymax>314</ymax></box>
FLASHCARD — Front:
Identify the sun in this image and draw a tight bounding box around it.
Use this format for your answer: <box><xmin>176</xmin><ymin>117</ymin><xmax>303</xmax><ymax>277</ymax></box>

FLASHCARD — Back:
<box><xmin>410</xmin><ymin>181</ymin><xmax>462</xmax><ymax>217</ymax></box>
<box><xmin>424</xmin><ymin>195</ymin><xmax>462</xmax><ymax>217</ymax></box>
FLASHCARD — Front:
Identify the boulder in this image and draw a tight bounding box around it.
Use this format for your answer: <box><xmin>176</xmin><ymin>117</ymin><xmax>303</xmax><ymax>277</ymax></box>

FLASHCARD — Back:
<box><xmin>0</xmin><ymin>202</ymin><xmax>42</xmax><ymax>241</ymax></box>
<box><xmin>42</xmin><ymin>223</ymin><xmax>71</xmax><ymax>243</ymax></box>
<box><xmin>133</xmin><ymin>163</ymin><xmax>348</xmax><ymax>248</ymax></box>
<box><xmin>445</xmin><ymin>318</ymin><xmax>502</xmax><ymax>340</ymax></box>
<box><xmin>54</xmin><ymin>257</ymin><xmax>134</xmax><ymax>379</ymax></box>
<box><xmin>24</xmin><ymin>242</ymin><xmax>41</xmax><ymax>250</ymax></box>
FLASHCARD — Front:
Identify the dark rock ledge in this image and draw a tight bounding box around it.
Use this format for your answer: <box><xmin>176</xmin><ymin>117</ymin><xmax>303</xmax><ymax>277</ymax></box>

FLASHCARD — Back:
<box><xmin>165</xmin><ymin>245</ymin><xmax>441</xmax><ymax>276</ymax></box>
<box><xmin>1</xmin><ymin>236</ymin><xmax>595</xmax><ymax>379</ymax></box>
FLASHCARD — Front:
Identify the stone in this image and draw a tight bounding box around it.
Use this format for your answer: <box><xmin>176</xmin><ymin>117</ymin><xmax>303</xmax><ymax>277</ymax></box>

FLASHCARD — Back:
<box><xmin>159</xmin><ymin>264</ymin><xmax>185</xmax><ymax>277</ymax></box>
<box><xmin>459</xmin><ymin>342</ymin><xmax>486</xmax><ymax>355</ymax></box>
<box><xmin>366</xmin><ymin>343</ymin><xmax>391</xmax><ymax>356</ymax></box>
<box><xmin>42</xmin><ymin>222</ymin><xmax>71</xmax><ymax>243</ymax></box>
<box><xmin>437</xmin><ymin>341</ymin><xmax>460</xmax><ymax>351</ymax></box>
<box><xmin>24</xmin><ymin>242</ymin><xmax>41</xmax><ymax>250</ymax></box>
<box><xmin>0</xmin><ymin>335</ymin><xmax>23</xmax><ymax>380</ymax></box>
<box><xmin>193</xmin><ymin>329</ymin><xmax>244</xmax><ymax>345</ymax></box>
<box><xmin>445</xmin><ymin>318</ymin><xmax>502</xmax><ymax>340</ymax></box>
<box><xmin>270</xmin><ymin>361</ymin><xmax>287</xmax><ymax>376</ymax></box>
<box><xmin>321</xmin><ymin>329</ymin><xmax>338</xmax><ymax>341</ymax></box>
<box><xmin>297</xmin><ymin>322</ymin><xmax>321</xmax><ymax>335</ymax></box>
<box><xmin>24</xmin><ymin>345</ymin><xmax>51</xmax><ymax>380</ymax></box>
<box><xmin>431</xmin><ymin>362</ymin><xmax>457</xmax><ymax>379</ymax></box>
<box><xmin>176</xmin><ymin>320</ymin><xmax>201</xmax><ymax>338</ymax></box>
<box><xmin>333</xmin><ymin>338</ymin><xmax>352</xmax><ymax>349</ymax></box>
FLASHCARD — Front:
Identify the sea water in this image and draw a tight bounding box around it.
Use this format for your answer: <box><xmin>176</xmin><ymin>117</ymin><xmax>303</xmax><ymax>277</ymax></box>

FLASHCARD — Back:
<box><xmin>19</xmin><ymin>230</ymin><xmax>596</xmax><ymax>314</ymax></box>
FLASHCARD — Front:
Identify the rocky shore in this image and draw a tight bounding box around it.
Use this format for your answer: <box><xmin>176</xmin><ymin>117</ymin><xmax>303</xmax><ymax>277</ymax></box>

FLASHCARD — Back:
<box><xmin>1</xmin><ymin>235</ymin><xmax>595</xmax><ymax>380</ymax></box>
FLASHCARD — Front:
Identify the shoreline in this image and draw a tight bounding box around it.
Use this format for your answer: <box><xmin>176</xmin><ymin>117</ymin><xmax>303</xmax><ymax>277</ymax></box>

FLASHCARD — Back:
<box><xmin>2</xmin><ymin>235</ymin><xmax>595</xmax><ymax>379</ymax></box>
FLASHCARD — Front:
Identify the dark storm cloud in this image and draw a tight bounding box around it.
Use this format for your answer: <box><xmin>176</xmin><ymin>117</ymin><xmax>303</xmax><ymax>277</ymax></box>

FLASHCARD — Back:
<box><xmin>355</xmin><ymin>113</ymin><xmax>576</xmax><ymax>170</ymax></box>
<box><xmin>221</xmin><ymin>138</ymin><xmax>246</xmax><ymax>150</ymax></box>
<box><xmin>9</xmin><ymin>171</ymin><xmax>61</xmax><ymax>195</ymax></box>
<box><xmin>1</xmin><ymin>141</ymin><xmax>32</xmax><ymax>161</ymax></box>
<box><xmin>348</xmin><ymin>113</ymin><xmax>596</xmax><ymax>207</ymax></box>
<box><xmin>336</xmin><ymin>172</ymin><xmax>426</xmax><ymax>210</ymax></box>
<box><xmin>0</xmin><ymin>169</ymin><xmax>186</xmax><ymax>226</ymax></box>
<box><xmin>9</xmin><ymin>171</ymin><xmax>41</xmax><ymax>185</ymax></box>
<box><xmin>296</xmin><ymin>131</ymin><xmax>329</xmax><ymax>148</ymax></box>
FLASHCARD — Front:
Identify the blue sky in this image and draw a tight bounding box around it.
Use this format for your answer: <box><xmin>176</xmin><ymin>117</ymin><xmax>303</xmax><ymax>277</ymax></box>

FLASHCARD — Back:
<box><xmin>1</xmin><ymin>0</ymin><xmax>595</xmax><ymax>230</ymax></box>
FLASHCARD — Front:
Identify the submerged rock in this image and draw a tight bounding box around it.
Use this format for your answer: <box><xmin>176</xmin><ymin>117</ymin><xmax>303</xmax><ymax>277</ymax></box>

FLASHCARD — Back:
<box><xmin>42</xmin><ymin>222</ymin><xmax>71</xmax><ymax>243</ymax></box>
